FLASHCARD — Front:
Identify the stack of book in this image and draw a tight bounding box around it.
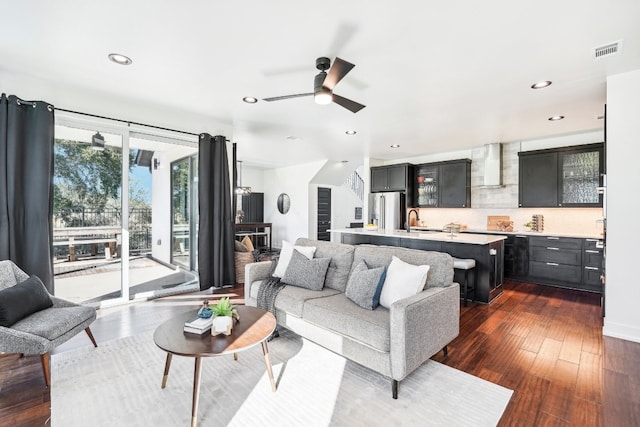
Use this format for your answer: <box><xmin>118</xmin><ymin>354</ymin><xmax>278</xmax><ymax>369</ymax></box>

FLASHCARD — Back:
<box><xmin>184</xmin><ymin>316</ymin><xmax>213</xmax><ymax>334</ymax></box>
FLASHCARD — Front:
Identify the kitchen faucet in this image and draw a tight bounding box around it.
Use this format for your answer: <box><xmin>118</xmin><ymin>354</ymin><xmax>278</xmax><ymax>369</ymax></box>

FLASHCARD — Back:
<box><xmin>407</xmin><ymin>209</ymin><xmax>420</xmax><ymax>232</ymax></box>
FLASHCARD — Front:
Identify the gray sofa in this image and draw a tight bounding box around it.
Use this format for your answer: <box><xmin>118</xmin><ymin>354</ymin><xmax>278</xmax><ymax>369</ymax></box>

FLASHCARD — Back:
<box><xmin>244</xmin><ymin>238</ymin><xmax>460</xmax><ymax>398</ymax></box>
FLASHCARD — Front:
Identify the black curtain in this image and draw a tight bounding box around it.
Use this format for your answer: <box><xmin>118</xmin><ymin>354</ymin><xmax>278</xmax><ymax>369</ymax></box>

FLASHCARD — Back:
<box><xmin>198</xmin><ymin>134</ymin><xmax>235</xmax><ymax>290</ymax></box>
<box><xmin>0</xmin><ymin>94</ymin><xmax>55</xmax><ymax>291</ymax></box>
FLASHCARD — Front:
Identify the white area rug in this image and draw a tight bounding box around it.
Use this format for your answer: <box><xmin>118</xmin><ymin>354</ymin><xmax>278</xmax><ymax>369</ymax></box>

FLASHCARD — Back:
<box><xmin>51</xmin><ymin>329</ymin><xmax>512</xmax><ymax>426</ymax></box>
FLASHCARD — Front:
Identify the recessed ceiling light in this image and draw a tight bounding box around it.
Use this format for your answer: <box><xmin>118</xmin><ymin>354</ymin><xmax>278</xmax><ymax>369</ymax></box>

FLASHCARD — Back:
<box><xmin>531</xmin><ymin>80</ymin><xmax>552</xmax><ymax>89</ymax></box>
<box><xmin>548</xmin><ymin>115</ymin><xmax>565</xmax><ymax>121</ymax></box>
<box><xmin>108</xmin><ymin>53</ymin><xmax>132</xmax><ymax>65</ymax></box>
<box><xmin>345</xmin><ymin>130</ymin><xmax>357</xmax><ymax>135</ymax></box>
<box><xmin>341</xmin><ymin>160</ymin><xmax>349</xmax><ymax>163</ymax></box>
<box><xmin>390</xmin><ymin>144</ymin><xmax>400</xmax><ymax>148</ymax></box>
<box><xmin>242</xmin><ymin>96</ymin><xmax>258</xmax><ymax>104</ymax></box>
<box><xmin>286</xmin><ymin>136</ymin><xmax>301</xmax><ymax>141</ymax></box>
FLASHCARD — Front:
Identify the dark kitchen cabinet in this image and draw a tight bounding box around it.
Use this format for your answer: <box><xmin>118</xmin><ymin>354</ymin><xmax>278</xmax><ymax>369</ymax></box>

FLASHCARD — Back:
<box><xmin>518</xmin><ymin>143</ymin><xmax>604</xmax><ymax>208</ymax></box>
<box><xmin>414</xmin><ymin>159</ymin><xmax>471</xmax><ymax>208</ymax></box>
<box><xmin>371</xmin><ymin>164</ymin><xmax>413</xmax><ymax>193</ymax></box>
<box><xmin>504</xmin><ymin>234</ymin><xmax>529</xmax><ymax>279</ymax></box>
<box><xmin>519</xmin><ymin>152</ymin><xmax>558</xmax><ymax>207</ymax></box>
<box><xmin>528</xmin><ymin>236</ymin><xmax>583</xmax><ymax>286</ymax></box>
<box><xmin>582</xmin><ymin>238</ymin><xmax>604</xmax><ymax>292</ymax></box>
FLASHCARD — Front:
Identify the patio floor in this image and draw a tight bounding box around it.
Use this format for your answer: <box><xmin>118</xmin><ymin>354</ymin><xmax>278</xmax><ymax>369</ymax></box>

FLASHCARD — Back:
<box><xmin>54</xmin><ymin>256</ymin><xmax>197</xmax><ymax>304</ymax></box>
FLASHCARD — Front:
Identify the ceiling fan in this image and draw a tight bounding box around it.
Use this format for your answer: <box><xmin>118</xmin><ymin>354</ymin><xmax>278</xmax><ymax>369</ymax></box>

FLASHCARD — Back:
<box><xmin>263</xmin><ymin>57</ymin><xmax>366</xmax><ymax>113</ymax></box>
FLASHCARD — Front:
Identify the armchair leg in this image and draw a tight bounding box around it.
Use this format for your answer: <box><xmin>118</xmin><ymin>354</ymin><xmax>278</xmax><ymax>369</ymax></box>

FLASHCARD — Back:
<box><xmin>85</xmin><ymin>327</ymin><xmax>98</xmax><ymax>347</ymax></box>
<box><xmin>443</xmin><ymin>345</ymin><xmax>449</xmax><ymax>357</ymax></box>
<box><xmin>40</xmin><ymin>353</ymin><xmax>50</xmax><ymax>388</ymax></box>
<box><xmin>392</xmin><ymin>379</ymin><xmax>398</xmax><ymax>399</ymax></box>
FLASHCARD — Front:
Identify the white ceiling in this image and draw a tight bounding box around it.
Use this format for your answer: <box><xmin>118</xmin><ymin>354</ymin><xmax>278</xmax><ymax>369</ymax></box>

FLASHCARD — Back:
<box><xmin>2</xmin><ymin>1</ymin><xmax>639</xmax><ymax>168</ymax></box>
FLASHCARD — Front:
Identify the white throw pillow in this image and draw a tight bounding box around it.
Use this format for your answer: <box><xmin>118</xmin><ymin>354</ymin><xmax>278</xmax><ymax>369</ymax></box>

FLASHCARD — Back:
<box><xmin>379</xmin><ymin>256</ymin><xmax>430</xmax><ymax>309</ymax></box>
<box><xmin>273</xmin><ymin>240</ymin><xmax>317</xmax><ymax>278</ymax></box>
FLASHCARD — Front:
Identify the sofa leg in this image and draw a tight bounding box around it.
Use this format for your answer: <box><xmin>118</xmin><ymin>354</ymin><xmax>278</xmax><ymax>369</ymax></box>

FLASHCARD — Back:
<box><xmin>40</xmin><ymin>353</ymin><xmax>50</xmax><ymax>388</ymax></box>
<box><xmin>392</xmin><ymin>379</ymin><xmax>398</xmax><ymax>399</ymax></box>
<box><xmin>443</xmin><ymin>345</ymin><xmax>448</xmax><ymax>357</ymax></box>
<box><xmin>85</xmin><ymin>327</ymin><xmax>98</xmax><ymax>347</ymax></box>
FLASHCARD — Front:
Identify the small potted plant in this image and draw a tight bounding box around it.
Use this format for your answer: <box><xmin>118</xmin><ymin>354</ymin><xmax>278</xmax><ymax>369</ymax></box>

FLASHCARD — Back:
<box><xmin>523</xmin><ymin>221</ymin><xmax>533</xmax><ymax>231</ymax></box>
<box><xmin>211</xmin><ymin>297</ymin><xmax>239</xmax><ymax>336</ymax></box>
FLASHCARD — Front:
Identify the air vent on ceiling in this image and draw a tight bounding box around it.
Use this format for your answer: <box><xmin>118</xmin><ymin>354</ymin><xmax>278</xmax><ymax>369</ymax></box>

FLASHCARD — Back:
<box><xmin>594</xmin><ymin>41</ymin><xmax>622</xmax><ymax>59</ymax></box>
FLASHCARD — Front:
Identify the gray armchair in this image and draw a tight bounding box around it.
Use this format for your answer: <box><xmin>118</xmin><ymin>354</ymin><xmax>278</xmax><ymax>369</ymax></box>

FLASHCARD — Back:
<box><xmin>0</xmin><ymin>260</ymin><xmax>97</xmax><ymax>387</ymax></box>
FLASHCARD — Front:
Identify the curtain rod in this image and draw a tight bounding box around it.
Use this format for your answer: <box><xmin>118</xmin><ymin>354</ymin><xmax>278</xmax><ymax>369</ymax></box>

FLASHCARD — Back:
<box><xmin>55</xmin><ymin>107</ymin><xmax>200</xmax><ymax>137</ymax></box>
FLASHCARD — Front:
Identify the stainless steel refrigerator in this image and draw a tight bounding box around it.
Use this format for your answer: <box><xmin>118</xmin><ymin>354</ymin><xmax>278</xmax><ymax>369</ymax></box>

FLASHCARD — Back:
<box><xmin>371</xmin><ymin>192</ymin><xmax>405</xmax><ymax>231</ymax></box>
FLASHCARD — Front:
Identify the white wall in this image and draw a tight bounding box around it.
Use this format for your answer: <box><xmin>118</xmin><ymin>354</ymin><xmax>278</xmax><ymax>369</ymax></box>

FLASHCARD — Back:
<box><xmin>604</xmin><ymin>69</ymin><xmax>640</xmax><ymax>343</ymax></box>
<box><xmin>332</xmin><ymin>185</ymin><xmax>363</xmax><ymax>229</ymax></box>
<box><xmin>263</xmin><ymin>160</ymin><xmax>326</xmax><ymax>248</ymax></box>
<box><xmin>240</xmin><ymin>165</ymin><xmax>265</xmax><ymax>193</ymax></box>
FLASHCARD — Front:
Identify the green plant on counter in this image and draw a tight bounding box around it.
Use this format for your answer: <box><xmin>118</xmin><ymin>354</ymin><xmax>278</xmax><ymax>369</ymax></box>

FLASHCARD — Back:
<box><xmin>212</xmin><ymin>297</ymin><xmax>239</xmax><ymax>320</ymax></box>
<box><xmin>523</xmin><ymin>221</ymin><xmax>533</xmax><ymax>229</ymax></box>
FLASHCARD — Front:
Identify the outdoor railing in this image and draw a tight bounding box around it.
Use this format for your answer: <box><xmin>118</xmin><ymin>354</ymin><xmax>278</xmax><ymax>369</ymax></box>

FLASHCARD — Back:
<box><xmin>53</xmin><ymin>207</ymin><xmax>152</xmax><ymax>256</ymax></box>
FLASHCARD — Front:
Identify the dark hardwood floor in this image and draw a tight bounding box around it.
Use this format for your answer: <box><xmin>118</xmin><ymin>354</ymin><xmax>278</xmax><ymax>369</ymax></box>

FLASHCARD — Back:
<box><xmin>1</xmin><ymin>281</ymin><xmax>639</xmax><ymax>426</ymax></box>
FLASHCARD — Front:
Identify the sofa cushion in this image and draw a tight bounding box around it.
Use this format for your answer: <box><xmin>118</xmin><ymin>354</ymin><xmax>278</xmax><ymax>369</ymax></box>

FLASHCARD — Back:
<box><xmin>295</xmin><ymin>238</ymin><xmax>355</xmax><ymax>292</ymax></box>
<box><xmin>273</xmin><ymin>240</ymin><xmax>316</xmax><ymax>278</ymax></box>
<box><xmin>0</xmin><ymin>275</ymin><xmax>53</xmax><ymax>327</ymax></box>
<box><xmin>282</xmin><ymin>249</ymin><xmax>330</xmax><ymax>291</ymax></box>
<box><xmin>352</xmin><ymin>244</ymin><xmax>454</xmax><ymax>288</ymax></box>
<box><xmin>248</xmin><ymin>280</ymin><xmax>340</xmax><ymax>317</ymax></box>
<box><xmin>345</xmin><ymin>260</ymin><xmax>386</xmax><ymax>310</ymax></box>
<box><xmin>303</xmin><ymin>293</ymin><xmax>391</xmax><ymax>352</ymax></box>
<box><xmin>379</xmin><ymin>256</ymin><xmax>430</xmax><ymax>309</ymax></box>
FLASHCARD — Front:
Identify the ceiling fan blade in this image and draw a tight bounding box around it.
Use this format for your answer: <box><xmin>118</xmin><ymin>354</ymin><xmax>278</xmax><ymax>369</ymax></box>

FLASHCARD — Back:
<box><xmin>323</xmin><ymin>57</ymin><xmax>355</xmax><ymax>90</ymax></box>
<box><xmin>332</xmin><ymin>94</ymin><xmax>366</xmax><ymax>113</ymax></box>
<box><xmin>263</xmin><ymin>93</ymin><xmax>313</xmax><ymax>102</ymax></box>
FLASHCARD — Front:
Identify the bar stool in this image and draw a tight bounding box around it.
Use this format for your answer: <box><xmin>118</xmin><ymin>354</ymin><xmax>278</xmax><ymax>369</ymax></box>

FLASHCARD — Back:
<box><xmin>453</xmin><ymin>258</ymin><xmax>476</xmax><ymax>307</ymax></box>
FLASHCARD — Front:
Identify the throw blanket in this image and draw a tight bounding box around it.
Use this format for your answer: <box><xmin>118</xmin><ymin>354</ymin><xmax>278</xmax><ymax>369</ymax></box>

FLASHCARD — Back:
<box><xmin>257</xmin><ymin>261</ymin><xmax>286</xmax><ymax>317</ymax></box>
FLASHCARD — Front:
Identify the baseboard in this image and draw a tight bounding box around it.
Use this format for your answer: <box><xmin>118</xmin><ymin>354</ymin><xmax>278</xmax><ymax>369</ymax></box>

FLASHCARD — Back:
<box><xmin>603</xmin><ymin>320</ymin><xmax>640</xmax><ymax>344</ymax></box>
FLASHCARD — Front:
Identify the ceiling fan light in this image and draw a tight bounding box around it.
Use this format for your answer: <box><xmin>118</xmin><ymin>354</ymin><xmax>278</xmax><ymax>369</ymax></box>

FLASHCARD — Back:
<box><xmin>314</xmin><ymin>89</ymin><xmax>333</xmax><ymax>105</ymax></box>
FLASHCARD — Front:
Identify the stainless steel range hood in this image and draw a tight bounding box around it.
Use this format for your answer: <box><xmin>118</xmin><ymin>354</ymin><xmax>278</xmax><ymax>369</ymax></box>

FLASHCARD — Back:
<box><xmin>482</xmin><ymin>143</ymin><xmax>503</xmax><ymax>187</ymax></box>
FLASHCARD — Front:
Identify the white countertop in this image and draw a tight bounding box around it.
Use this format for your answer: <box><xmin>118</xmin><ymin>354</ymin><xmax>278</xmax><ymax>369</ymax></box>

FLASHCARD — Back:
<box><xmin>409</xmin><ymin>226</ymin><xmax>603</xmax><ymax>240</ymax></box>
<box><xmin>329</xmin><ymin>228</ymin><xmax>507</xmax><ymax>245</ymax></box>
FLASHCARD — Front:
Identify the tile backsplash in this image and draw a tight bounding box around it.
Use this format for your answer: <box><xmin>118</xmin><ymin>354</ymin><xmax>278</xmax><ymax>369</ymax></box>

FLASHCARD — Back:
<box><xmin>415</xmin><ymin>207</ymin><xmax>602</xmax><ymax>237</ymax></box>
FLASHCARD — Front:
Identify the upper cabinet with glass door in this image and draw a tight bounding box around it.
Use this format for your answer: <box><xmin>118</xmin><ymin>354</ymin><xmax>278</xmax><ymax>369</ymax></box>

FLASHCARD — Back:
<box><xmin>559</xmin><ymin>145</ymin><xmax>604</xmax><ymax>206</ymax></box>
<box><xmin>519</xmin><ymin>143</ymin><xmax>604</xmax><ymax>208</ymax></box>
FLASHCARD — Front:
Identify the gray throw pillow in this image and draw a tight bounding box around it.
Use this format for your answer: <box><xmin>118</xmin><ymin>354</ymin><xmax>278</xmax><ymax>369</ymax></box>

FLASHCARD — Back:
<box><xmin>345</xmin><ymin>260</ymin><xmax>387</xmax><ymax>310</ymax></box>
<box><xmin>282</xmin><ymin>249</ymin><xmax>330</xmax><ymax>291</ymax></box>
<box><xmin>0</xmin><ymin>275</ymin><xmax>53</xmax><ymax>327</ymax></box>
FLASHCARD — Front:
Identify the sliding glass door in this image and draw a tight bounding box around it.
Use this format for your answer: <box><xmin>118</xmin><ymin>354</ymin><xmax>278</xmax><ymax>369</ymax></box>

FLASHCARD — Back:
<box><xmin>53</xmin><ymin>117</ymin><xmax>198</xmax><ymax>305</ymax></box>
<box><xmin>53</xmin><ymin>124</ymin><xmax>124</xmax><ymax>303</ymax></box>
<box><xmin>171</xmin><ymin>155</ymin><xmax>199</xmax><ymax>271</ymax></box>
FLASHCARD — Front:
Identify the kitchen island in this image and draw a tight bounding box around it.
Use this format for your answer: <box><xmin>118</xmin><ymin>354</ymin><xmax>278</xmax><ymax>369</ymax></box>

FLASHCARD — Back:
<box><xmin>330</xmin><ymin>228</ymin><xmax>507</xmax><ymax>304</ymax></box>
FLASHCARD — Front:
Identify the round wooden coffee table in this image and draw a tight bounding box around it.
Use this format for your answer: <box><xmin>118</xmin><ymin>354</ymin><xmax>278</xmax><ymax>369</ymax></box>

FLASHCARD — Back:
<box><xmin>153</xmin><ymin>305</ymin><xmax>277</xmax><ymax>427</ymax></box>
